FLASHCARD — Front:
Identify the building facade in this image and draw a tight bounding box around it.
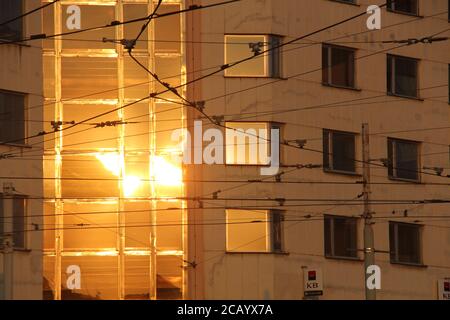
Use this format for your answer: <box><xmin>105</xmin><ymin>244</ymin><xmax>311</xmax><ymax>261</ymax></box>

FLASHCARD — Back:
<box><xmin>0</xmin><ymin>0</ymin><xmax>44</xmax><ymax>299</ymax></box>
<box><xmin>184</xmin><ymin>0</ymin><xmax>450</xmax><ymax>300</ymax></box>
<box><xmin>36</xmin><ymin>0</ymin><xmax>450</xmax><ymax>300</ymax></box>
<box><xmin>41</xmin><ymin>0</ymin><xmax>187</xmax><ymax>299</ymax></box>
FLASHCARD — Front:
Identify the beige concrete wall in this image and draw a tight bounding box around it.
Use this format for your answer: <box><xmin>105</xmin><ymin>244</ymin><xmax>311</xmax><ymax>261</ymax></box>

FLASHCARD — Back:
<box><xmin>186</xmin><ymin>0</ymin><xmax>450</xmax><ymax>300</ymax></box>
<box><xmin>0</xmin><ymin>0</ymin><xmax>43</xmax><ymax>300</ymax></box>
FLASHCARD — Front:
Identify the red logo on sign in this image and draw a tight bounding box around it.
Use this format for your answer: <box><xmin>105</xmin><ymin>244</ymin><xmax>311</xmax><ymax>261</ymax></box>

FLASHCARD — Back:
<box><xmin>308</xmin><ymin>271</ymin><xmax>316</xmax><ymax>281</ymax></box>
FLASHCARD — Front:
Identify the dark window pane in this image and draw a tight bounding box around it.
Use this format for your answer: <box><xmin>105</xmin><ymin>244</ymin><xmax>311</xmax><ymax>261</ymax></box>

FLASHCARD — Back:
<box><xmin>322</xmin><ymin>46</ymin><xmax>329</xmax><ymax>84</ymax></box>
<box><xmin>324</xmin><ymin>215</ymin><xmax>357</xmax><ymax>258</ymax></box>
<box><xmin>323</xmin><ymin>130</ymin><xmax>330</xmax><ymax>169</ymax></box>
<box><xmin>0</xmin><ymin>196</ymin><xmax>3</xmax><ymax>240</ymax></box>
<box><xmin>333</xmin><ymin>217</ymin><xmax>357</xmax><ymax>257</ymax></box>
<box><xmin>0</xmin><ymin>91</ymin><xmax>25</xmax><ymax>144</ymax></box>
<box><xmin>0</xmin><ymin>0</ymin><xmax>23</xmax><ymax>41</ymax></box>
<box><xmin>391</xmin><ymin>222</ymin><xmax>421</xmax><ymax>264</ymax></box>
<box><xmin>271</xmin><ymin>212</ymin><xmax>283</xmax><ymax>252</ymax></box>
<box><xmin>388</xmin><ymin>0</ymin><xmax>418</xmax><ymax>15</ymax></box>
<box><xmin>389</xmin><ymin>222</ymin><xmax>396</xmax><ymax>261</ymax></box>
<box><xmin>331</xmin><ymin>47</ymin><xmax>355</xmax><ymax>87</ymax></box>
<box><xmin>332</xmin><ymin>132</ymin><xmax>356</xmax><ymax>172</ymax></box>
<box><xmin>394</xmin><ymin>57</ymin><xmax>418</xmax><ymax>97</ymax></box>
<box><xmin>324</xmin><ymin>216</ymin><xmax>332</xmax><ymax>256</ymax></box>
<box><xmin>397</xmin><ymin>224</ymin><xmax>420</xmax><ymax>263</ymax></box>
<box><xmin>13</xmin><ymin>197</ymin><xmax>26</xmax><ymax>249</ymax></box>
<box><xmin>395</xmin><ymin>140</ymin><xmax>419</xmax><ymax>180</ymax></box>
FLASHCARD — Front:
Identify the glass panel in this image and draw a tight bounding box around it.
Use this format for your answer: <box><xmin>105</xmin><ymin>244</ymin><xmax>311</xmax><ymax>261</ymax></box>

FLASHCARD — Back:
<box><xmin>155</xmin><ymin>4</ymin><xmax>182</xmax><ymax>53</ymax></box>
<box><xmin>124</xmin><ymin>201</ymin><xmax>150</xmax><ymax>248</ymax></box>
<box><xmin>0</xmin><ymin>0</ymin><xmax>22</xmax><ymax>41</ymax></box>
<box><xmin>43</xmin><ymin>55</ymin><xmax>56</xmax><ymax>99</ymax></box>
<box><xmin>157</xmin><ymin>255</ymin><xmax>182</xmax><ymax>300</ymax></box>
<box><xmin>389</xmin><ymin>0</ymin><xmax>418</xmax><ymax>14</ymax></box>
<box><xmin>156</xmin><ymin>201</ymin><xmax>183</xmax><ymax>251</ymax></box>
<box><xmin>154</xmin><ymin>56</ymin><xmax>182</xmax><ymax>99</ymax></box>
<box><xmin>397</xmin><ymin>224</ymin><xmax>420</xmax><ymax>263</ymax></box>
<box><xmin>43</xmin><ymin>256</ymin><xmax>56</xmax><ymax>300</ymax></box>
<box><xmin>155</xmin><ymin>103</ymin><xmax>183</xmax><ymax>152</ymax></box>
<box><xmin>395</xmin><ymin>140</ymin><xmax>419</xmax><ymax>180</ymax></box>
<box><xmin>124</xmin><ymin>55</ymin><xmax>150</xmax><ymax>99</ymax></box>
<box><xmin>224</xmin><ymin>35</ymin><xmax>267</xmax><ymax>77</ymax></box>
<box><xmin>61</xmin><ymin>256</ymin><xmax>119</xmax><ymax>300</ymax></box>
<box><xmin>61</xmin><ymin>5</ymin><xmax>115</xmax><ymax>50</ymax></box>
<box><xmin>61</xmin><ymin>57</ymin><xmax>118</xmax><ymax>99</ymax></box>
<box><xmin>12</xmin><ymin>197</ymin><xmax>26</xmax><ymax>249</ymax></box>
<box><xmin>330</xmin><ymin>47</ymin><xmax>355</xmax><ymax>88</ymax></box>
<box><xmin>124</xmin><ymin>4</ymin><xmax>149</xmax><ymax>51</ymax></box>
<box><xmin>42</xmin><ymin>4</ymin><xmax>54</xmax><ymax>50</ymax></box>
<box><xmin>62</xmin><ymin>103</ymin><xmax>120</xmax><ymax>150</ymax></box>
<box><xmin>225</xmin><ymin>122</ymin><xmax>269</xmax><ymax>165</ymax></box>
<box><xmin>226</xmin><ymin>209</ymin><xmax>268</xmax><ymax>252</ymax></box>
<box><xmin>125</xmin><ymin>255</ymin><xmax>150</xmax><ymax>299</ymax></box>
<box><xmin>43</xmin><ymin>202</ymin><xmax>55</xmax><ymax>250</ymax></box>
<box><xmin>333</xmin><ymin>217</ymin><xmax>357</xmax><ymax>258</ymax></box>
<box><xmin>124</xmin><ymin>102</ymin><xmax>150</xmax><ymax>150</ymax></box>
<box><xmin>63</xmin><ymin>202</ymin><xmax>117</xmax><ymax>250</ymax></box>
<box><xmin>332</xmin><ymin>131</ymin><xmax>355</xmax><ymax>172</ymax></box>
<box><xmin>152</xmin><ymin>154</ymin><xmax>183</xmax><ymax>197</ymax></box>
<box><xmin>61</xmin><ymin>154</ymin><xmax>120</xmax><ymax>198</ymax></box>
<box><xmin>124</xmin><ymin>154</ymin><xmax>150</xmax><ymax>198</ymax></box>
<box><xmin>394</xmin><ymin>57</ymin><xmax>417</xmax><ymax>97</ymax></box>
<box><xmin>0</xmin><ymin>91</ymin><xmax>25</xmax><ymax>143</ymax></box>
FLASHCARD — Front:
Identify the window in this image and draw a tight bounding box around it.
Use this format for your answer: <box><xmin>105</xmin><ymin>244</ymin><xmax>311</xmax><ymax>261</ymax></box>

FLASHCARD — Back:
<box><xmin>0</xmin><ymin>0</ymin><xmax>23</xmax><ymax>41</ymax></box>
<box><xmin>388</xmin><ymin>138</ymin><xmax>420</xmax><ymax>181</ymax></box>
<box><xmin>0</xmin><ymin>91</ymin><xmax>25</xmax><ymax>144</ymax></box>
<box><xmin>12</xmin><ymin>196</ymin><xmax>26</xmax><ymax>249</ymax></box>
<box><xmin>226</xmin><ymin>122</ymin><xmax>279</xmax><ymax>165</ymax></box>
<box><xmin>226</xmin><ymin>209</ymin><xmax>283</xmax><ymax>253</ymax></box>
<box><xmin>322</xmin><ymin>44</ymin><xmax>356</xmax><ymax>88</ymax></box>
<box><xmin>324</xmin><ymin>215</ymin><xmax>358</xmax><ymax>259</ymax></box>
<box><xmin>387</xmin><ymin>54</ymin><xmax>419</xmax><ymax>98</ymax></box>
<box><xmin>323</xmin><ymin>129</ymin><xmax>356</xmax><ymax>174</ymax></box>
<box><xmin>387</xmin><ymin>0</ymin><xmax>418</xmax><ymax>15</ymax></box>
<box><xmin>224</xmin><ymin>35</ymin><xmax>281</xmax><ymax>77</ymax></box>
<box><xmin>332</xmin><ymin>0</ymin><xmax>356</xmax><ymax>4</ymax></box>
<box><xmin>0</xmin><ymin>195</ymin><xmax>27</xmax><ymax>250</ymax></box>
<box><xmin>389</xmin><ymin>222</ymin><xmax>422</xmax><ymax>265</ymax></box>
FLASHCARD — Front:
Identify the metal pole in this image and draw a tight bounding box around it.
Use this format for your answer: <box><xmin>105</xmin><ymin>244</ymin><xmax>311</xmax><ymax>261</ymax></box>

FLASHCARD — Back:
<box><xmin>362</xmin><ymin>123</ymin><xmax>376</xmax><ymax>300</ymax></box>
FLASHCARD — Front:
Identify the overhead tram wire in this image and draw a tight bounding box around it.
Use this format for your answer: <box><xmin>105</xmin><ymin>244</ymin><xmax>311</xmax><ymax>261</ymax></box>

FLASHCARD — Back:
<box><xmin>0</xmin><ymin>0</ymin><xmax>242</xmax><ymax>46</ymax></box>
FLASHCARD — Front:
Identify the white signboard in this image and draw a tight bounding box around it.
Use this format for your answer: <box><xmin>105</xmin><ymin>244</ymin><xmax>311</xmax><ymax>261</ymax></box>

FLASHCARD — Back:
<box><xmin>303</xmin><ymin>268</ymin><xmax>323</xmax><ymax>297</ymax></box>
<box><xmin>438</xmin><ymin>279</ymin><xmax>450</xmax><ymax>300</ymax></box>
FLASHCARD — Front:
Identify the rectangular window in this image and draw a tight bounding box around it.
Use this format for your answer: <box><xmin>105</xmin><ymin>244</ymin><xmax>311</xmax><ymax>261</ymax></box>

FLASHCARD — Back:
<box><xmin>0</xmin><ymin>91</ymin><xmax>25</xmax><ymax>144</ymax></box>
<box><xmin>388</xmin><ymin>138</ymin><xmax>420</xmax><ymax>181</ymax></box>
<box><xmin>12</xmin><ymin>196</ymin><xmax>26</xmax><ymax>249</ymax></box>
<box><xmin>389</xmin><ymin>222</ymin><xmax>422</xmax><ymax>265</ymax></box>
<box><xmin>332</xmin><ymin>0</ymin><xmax>356</xmax><ymax>5</ymax></box>
<box><xmin>224</xmin><ymin>35</ymin><xmax>282</xmax><ymax>77</ymax></box>
<box><xmin>0</xmin><ymin>196</ymin><xmax>3</xmax><ymax>248</ymax></box>
<box><xmin>387</xmin><ymin>0</ymin><xmax>418</xmax><ymax>15</ymax></box>
<box><xmin>226</xmin><ymin>122</ymin><xmax>279</xmax><ymax>165</ymax></box>
<box><xmin>324</xmin><ymin>215</ymin><xmax>358</xmax><ymax>259</ymax></box>
<box><xmin>323</xmin><ymin>129</ymin><xmax>356</xmax><ymax>174</ymax></box>
<box><xmin>322</xmin><ymin>44</ymin><xmax>356</xmax><ymax>88</ymax></box>
<box><xmin>0</xmin><ymin>0</ymin><xmax>23</xmax><ymax>41</ymax></box>
<box><xmin>226</xmin><ymin>209</ymin><xmax>283</xmax><ymax>253</ymax></box>
<box><xmin>387</xmin><ymin>54</ymin><xmax>419</xmax><ymax>98</ymax></box>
